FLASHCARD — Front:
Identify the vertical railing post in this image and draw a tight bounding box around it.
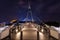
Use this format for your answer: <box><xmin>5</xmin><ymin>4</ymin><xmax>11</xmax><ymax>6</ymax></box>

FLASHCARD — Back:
<box><xmin>0</xmin><ymin>33</ymin><xmax>1</xmax><ymax>40</ymax></box>
<box><xmin>37</xmin><ymin>31</ymin><xmax>39</xmax><ymax>40</ymax></box>
<box><xmin>20</xmin><ymin>31</ymin><xmax>23</xmax><ymax>40</ymax></box>
<box><xmin>9</xmin><ymin>28</ymin><xmax>12</xmax><ymax>40</ymax></box>
<box><xmin>48</xmin><ymin>28</ymin><xmax>50</xmax><ymax>40</ymax></box>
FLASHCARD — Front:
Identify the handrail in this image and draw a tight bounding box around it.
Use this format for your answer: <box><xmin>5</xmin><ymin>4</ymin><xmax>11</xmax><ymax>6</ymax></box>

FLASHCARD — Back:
<box><xmin>0</xmin><ymin>26</ymin><xmax>9</xmax><ymax>33</ymax></box>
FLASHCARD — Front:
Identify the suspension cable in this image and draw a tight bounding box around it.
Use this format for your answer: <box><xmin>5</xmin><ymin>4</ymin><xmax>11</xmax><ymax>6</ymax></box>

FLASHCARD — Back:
<box><xmin>26</xmin><ymin>0</ymin><xmax>34</xmax><ymax>22</ymax></box>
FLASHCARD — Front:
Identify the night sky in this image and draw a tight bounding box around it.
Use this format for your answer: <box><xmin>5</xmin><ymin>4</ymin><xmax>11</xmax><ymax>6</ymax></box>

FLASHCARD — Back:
<box><xmin>0</xmin><ymin>0</ymin><xmax>60</xmax><ymax>23</ymax></box>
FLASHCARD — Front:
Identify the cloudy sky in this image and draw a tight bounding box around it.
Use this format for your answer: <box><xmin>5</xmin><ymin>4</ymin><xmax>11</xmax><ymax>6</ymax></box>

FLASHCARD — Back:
<box><xmin>0</xmin><ymin>0</ymin><xmax>60</xmax><ymax>23</ymax></box>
